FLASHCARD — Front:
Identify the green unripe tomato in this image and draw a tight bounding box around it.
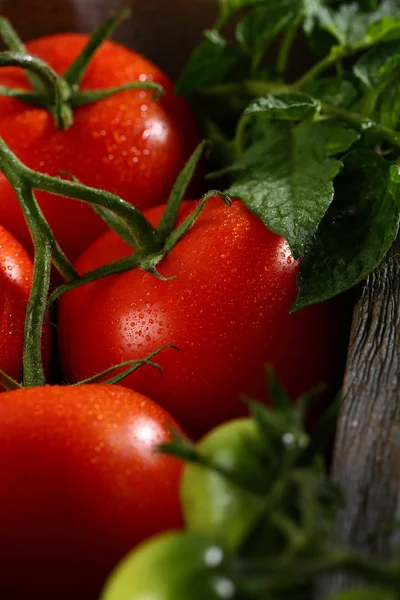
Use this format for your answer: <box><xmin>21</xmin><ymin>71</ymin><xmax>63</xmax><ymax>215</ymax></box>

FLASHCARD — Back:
<box><xmin>101</xmin><ymin>531</ymin><xmax>237</xmax><ymax>600</ymax></box>
<box><xmin>181</xmin><ymin>419</ymin><xmax>279</xmax><ymax>553</ymax></box>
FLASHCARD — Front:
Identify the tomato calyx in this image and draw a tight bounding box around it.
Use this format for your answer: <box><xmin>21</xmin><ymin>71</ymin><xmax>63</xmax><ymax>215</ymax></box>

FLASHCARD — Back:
<box><xmin>48</xmin><ymin>141</ymin><xmax>231</xmax><ymax>303</ymax></box>
<box><xmin>0</xmin><ymin>135</ymin><xmax>227</xmax><ymax>387</ymax></box>
<box><xmin>72</xmin><ymin>344</ymin><xmax>179</xmax><ymax>386</ymax></box>
<box><xmin>0</xmin><ymin>11</ymin><xmax>163</xmax><ymax>130</ymax></box>
<box><xmin>0</xmin><ymin>370</ymin><xmax>22</xmax><ymax>391</ymax></box>
<box><xmin>0</xmin><ymin>135</ymin><xmax>172</xmax><ymax>387</ymax></box>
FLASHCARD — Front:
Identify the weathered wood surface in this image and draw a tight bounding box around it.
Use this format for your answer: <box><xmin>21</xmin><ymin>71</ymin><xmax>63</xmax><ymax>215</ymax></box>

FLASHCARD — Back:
<box><xmin>0</xmin><ymin>0</ymin><xmax>217</xmax><ymax>79</ymax></box>
<box><xmin>322</xmin><ymin>237</ymin><xmax>400</xmax><ymax>595</ymax></box>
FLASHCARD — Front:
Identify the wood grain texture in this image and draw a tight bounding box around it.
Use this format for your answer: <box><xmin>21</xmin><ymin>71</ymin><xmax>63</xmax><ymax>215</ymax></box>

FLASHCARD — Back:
<box><xmin>0</xmin><ymin>0</ymin><xmax>218</xmax><ymax>78</ymax></box>
<box><xmin>321</xmin><ymin>237</ymin><xmax>400</xmax><ymax>595</ymax></box>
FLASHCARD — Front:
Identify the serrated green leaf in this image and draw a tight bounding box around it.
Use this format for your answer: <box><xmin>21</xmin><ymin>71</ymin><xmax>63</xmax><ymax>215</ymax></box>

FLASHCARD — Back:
<box><xmin>305</xmin><ymin>76</ymin><xmax>359</xmax><ymax>108</ymax></box>
<box><xmin>317</xmin><ymin>3</ymin><xmax>369</xmax><ymax>47</ymax></box>
<box><xmin>176</xmin><ymin>30</ymin><xmax>250</xmax><ymax>95</ymax></box>
<box><xmin>293</xmin><ymin>150</ymin><xmax>400</xmax><ymax>310</ymax></box>
<box><xmin>236</xmin><ymin>0</ymin><xmax>301</xmax><ymax>60</ymax></box>
<box><xmin>226</xmin><ymin>120</ymin><xmax>359</xmax><ymax>257</ymax></box>
<box><xmin>244</xmin><ymin>92</ymin><xmax>320</xmax><ymax>120</ymax></box>
<box><xmin>366</xmin><ymin>15</ymin><xmax>400</xmax><ymax>42</ymax></box>
<box><xmin>314</xmin><ymin>0</ymin><xmax>400</xmax><ymax>49</ymax></box>
<box><xmin>303</xmin><ymin>0</ymin><xmax>329</xmax><ymax>35</ymax></box>
<box><xmin>354</xmin><ymin>40</ymin><xmax>400</xmax><ymax>127</ymax></box>
<box><xmin>354</xmin><ymin>39</ymin><xmax>400</xmax><ymax>87</ymax></box>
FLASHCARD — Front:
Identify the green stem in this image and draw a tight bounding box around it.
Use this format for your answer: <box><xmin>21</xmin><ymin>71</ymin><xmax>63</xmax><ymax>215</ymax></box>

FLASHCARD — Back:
<box><xmin>293</xmin><ymin>52</ymin><xmax>340</xmax><ymax>90</ymax></box>
<box><xmin>0</xmin><ymin>86</ymin><xmax>47</xmax><ymax>106</ymax></box>
<box><xmin>361</xmin><ymin>87</ymin><xmax>381</xmax><ymax>118</ymax></box>
<box><xmin>83</xmin><ymin>345</ymin><xmax>176</xmax><ymax>385</ymax></box>
<box><xmin>157</xmin><ymin>141</ymin><xmax>208</xmax><ymax>238</ymax></box>
<box><xmin>276</xmin><ymin>24</ymin><xmax>298</xmax><ymax>77</ymax></box>
<box><xmin>40</xmin><ymin>220</ymin><xmax>78</xmax><ymax>280</ymax></box>
<box><xmin>141</xmin><ymin>191</ymin><xmax>232</xmax><ymax>275</ymax></box>
<box><xmin>0</xmin><ymin>51</ymin><xmax>72</xmax><ymax>129</ymax></box>
<box><xmin>48</xmin><ymin>255</ymin><xmax>140</xmax><ymax>304</ymax></box>
<box><xmin>31</xmin><ymin>169</ymin><xmax>160</xmax><ymax>253</ymax></box>
<box><xmin>0</xmin><ymin>369</ymin><xmax>22</xmax><ymax>390</ymax></box>
<box><xmin>321</xmin><ymin>102</ymin><xmax>400</xmax><ymax>147</ymax></box>
<box><xmin>213</xmin><ymin>9</ymin><xmax>231</xmax><ymax>33</ymax></box>
<box><xmin>335</xmin><ymin>59</ymin><xmax>344</xmax><ymax>76</ymax></box>
<box><xmin>50</xmin><ymin>191</ymin><xmax>231</xmax><ymax>303</ymax></box>
<box><xmin>23</xmin><ymin>227</ymin><xmax>51</xmax><ymax>387</ymax></box>
<box><xmin>293</xmin><ymin>38</ymin><xmax>387</xmax><ymax>90</ymax></box>
<box><xmin>0</xmin><ymin>17</ymin><xmax>44</xmax><ymax>94</ymax></box>
<box><xmin>235</xmin><ymin>114</ymin><xmax>251</xmax><ymax>156</ymax></box>
<box><xmin>74</xmin><ymin>345</ymin><xmax>175</xmax><ymax>385</ymax></box>
<box><xmin>0</xmin><ymin>137</ymin><xmax>77</xmax><ymax>281</ymax></box>
<box><xmin>0</xmin><ymin>14</ymin><xmax>163</xmax><ymax>131</ymax></box>
<box><xmin>91</xmin><ymin>206</ymin><xmax>138</xmax><ymax>248</ymax></box>
<box><xmin>64</xmin><ymin>9</ymin><xmax>131</xmax><ymax>89</ymax></box>
<box><xmin>71</xmin><ymin>81</ymin><xmax>163</xmax><ymax>107</ymax></box>
<box><xmin>0</xmin><ymin>135</ymin><xmax>160</xmax><ymax>254</ymax></box>
<box><xmin>200</xmin><ymin>80</ymin><xmax>289</xmax><ymax>98</ymax></box>
<box><xmin>200</xmin><ymin>75</ymin><xmax>400</xmax><ymax>150</ymax></box>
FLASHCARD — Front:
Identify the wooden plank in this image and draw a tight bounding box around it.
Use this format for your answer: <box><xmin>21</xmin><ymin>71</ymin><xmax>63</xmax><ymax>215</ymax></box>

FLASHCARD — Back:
<box><xmin>0</xmin><ymin>0</ymin><xmax>217</xmax><ymax>78</ymax></box>
<box><xmin>321</xmin><ymin>236</ymin><xmax>400</xmax><ymax>594</ymax></box>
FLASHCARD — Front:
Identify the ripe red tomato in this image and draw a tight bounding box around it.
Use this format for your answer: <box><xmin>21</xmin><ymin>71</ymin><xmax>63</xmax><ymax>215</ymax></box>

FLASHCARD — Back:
<box><xmin>0</xmin><ymin>34</ymin><xmax>198</xmax><ymax>262</ymax></box>
<box><xmin>58</xmin><ymin>198</ymin><xmax>345</xmax><ymax>438</ymax></box>
<box><xmin>0</xmin><ymin>384</ymin><xmax>184</xmax><ymax>599</ymax></box>
<box><xmin>0</xmin><ymin>223</ymin><xmax>50</xmax><ymax>385</ymax></box>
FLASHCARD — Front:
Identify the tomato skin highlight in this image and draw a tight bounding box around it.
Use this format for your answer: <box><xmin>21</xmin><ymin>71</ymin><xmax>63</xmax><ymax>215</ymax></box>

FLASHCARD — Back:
<box><xmin>0</xmin><ymin>384</ymin><xmax>184</xmax><ymax>599</ymax></box>
<box><xmin>0</xmin><ymin>34</ymin><xmax>198</xmax><ymax>262</ymax></box>
<box><xmin>58</xmin><ymin>198</ymin><xmax>344</xmax><ymax>438</ymax></box>
<box><xmin>0</xmin><ymin>224</ymin><xmax>50</xmax><ymax>384</ymax></box>
<box><xmin>101</xmin><ymin>531</ymin><xmax>235</xmax><ymax>600</ymax></box>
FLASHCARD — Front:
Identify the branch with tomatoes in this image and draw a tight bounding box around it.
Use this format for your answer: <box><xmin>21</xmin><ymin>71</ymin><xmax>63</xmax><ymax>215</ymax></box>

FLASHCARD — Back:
<box><xmin>0</xmin><ymin>2</ymin><xmax>399</xmax><ymax>600</ymax></box>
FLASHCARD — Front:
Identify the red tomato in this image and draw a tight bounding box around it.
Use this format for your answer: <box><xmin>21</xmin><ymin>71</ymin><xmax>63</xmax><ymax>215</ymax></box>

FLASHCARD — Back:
<box><xmin>0</xmin><ymin>224</ymin><xmax>50</xmax><ymax>385</ymax></box>
<box><xmin>0</xmin><ymin>34</ymin><xmax>198</xmax><ymax>262</ymax></box>
<box><xmin>0</xmin><ymin>384</ymin><xmax>184</xmax><ymax>599</ymax></box>
<box><xmin>58</xmin><ymin>198</ymin><xmax>345</xmax><ymax>438</ymax></box>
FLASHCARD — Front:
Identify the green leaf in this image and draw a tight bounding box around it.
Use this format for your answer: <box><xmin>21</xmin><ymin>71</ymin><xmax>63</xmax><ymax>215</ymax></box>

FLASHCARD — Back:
<box><xmin>218</xmin><ymin>0</ymin><xmax>265</xmax><ymax>24</ymax></box>
<box><xmin>354</xmin><ymin>39</ymin><xmax>400</xmax><ymax>87</ymax></box>
<box><xmin>236</xmin><ymin>0</ymin><xmax>301</xmax><ymax>61</ymax></box>
<box><xmin>158</xmin><ymin>429</ymin><xmax>199</xmax><ymax>462</ymax></box>
<box><xmin>293</xmin><ymin>150</ymin><xmax>400</xmax><ymax>310</ymax></box>
<box><xmin>316</xmin><ymin>3</ymin><xmax>370</xmax><ymax>47</ymax></box>
<box><xmin>330</xmin><ymin>587</ymin><xmax>397</xmax><ymax>600</ymax></box>
<box><xmin>266</xmin><ymin>367</ymin><xmax>291</xmax><ymax>411</ymax></box>
<box><xmin>366</xmin><ymin>15</ymin><xmax>400</xmax><ymax>42</ymax></box>
<box><xmin>226</xmin><ymin>120</ymin><xmax>359</xmax><ymax>257</ymax></box>
<box><xmin>379</xmin><ymin>81</ymin><xmax>400</xmax><ymax>129</ymax></box>
<box><xmin>313</xmin><ymin>0</ymin><xmax>400</xmax><ymax>49</ymax></box>
<box><xmin>305</xmin><ymin>76</ymin><xmax>359</xmax><ymax>108</ymax></box>
<box><xmin>176</xmin><ymin>30</ymin><xmax>249</xmax><ymax>95</ymax></box>
<box><xmin>379</xmin><ymin>53</ymin><xmax>400</xmax><ymax>84</ymax></box>
<box><xmin>354</xmin><ymin>40</ymin><xmax>400</xmax><ymax>127</ymax></box>
<box><xmin>244</xmin><ymin>92</ymin><xmax>320</xmax><ymax>120</ymax></box>
<box><xmin>303</xmin><ymin>0</ymin><xmax>329</xmax><ymax>36</ymax></box>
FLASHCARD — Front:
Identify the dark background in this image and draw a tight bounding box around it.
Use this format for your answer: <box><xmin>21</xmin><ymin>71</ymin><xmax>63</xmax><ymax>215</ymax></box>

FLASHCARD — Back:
<box><xmin>0</xmin><ymin>0</ymin><xmax>218</xmax><ymax>79</ymax></box>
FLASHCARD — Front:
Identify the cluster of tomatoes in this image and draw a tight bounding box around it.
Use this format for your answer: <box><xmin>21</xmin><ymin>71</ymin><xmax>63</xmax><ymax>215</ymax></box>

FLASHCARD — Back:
<box><xmin>0</xmin><ymin>27</ymin><xmax>344</xmax><ymax>600</ymax></box>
